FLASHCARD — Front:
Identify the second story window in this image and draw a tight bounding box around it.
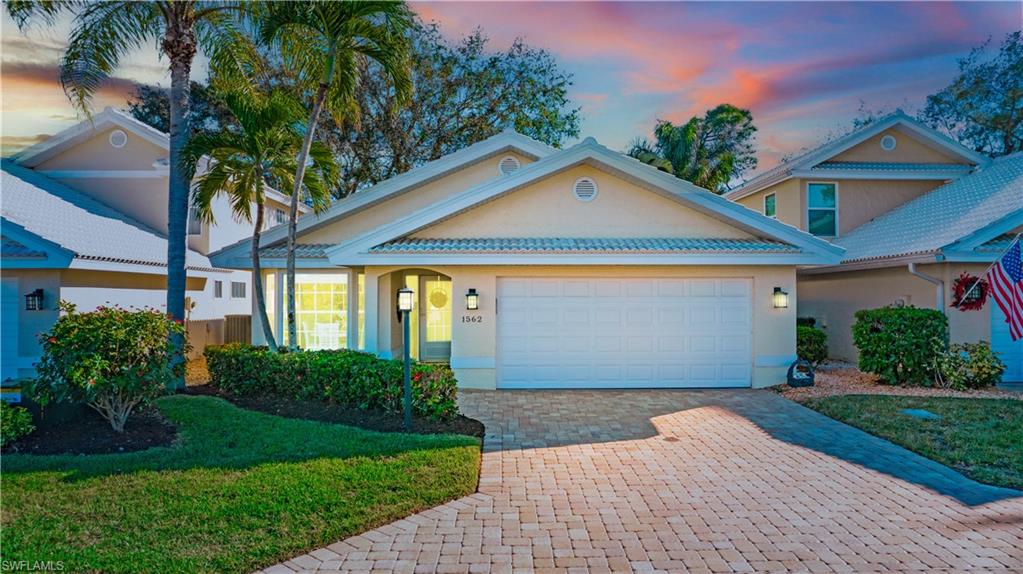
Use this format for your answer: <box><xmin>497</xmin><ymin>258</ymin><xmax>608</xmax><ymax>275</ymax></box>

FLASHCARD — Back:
<box><xmin>764</xmin><ymin>193</ymin><xmax>776</xmax><ymax>218</ymax></box>
<box><xmin>807</xmin><ymin>182</ymin><xmax>837</xmax><ymax>237</ymax></box>
<box><xmin>231</xmin><ymin>281</ymin><xmax>246</xmax><ymax>299</ymax></box>
<box><xmin>214</xmin><ymin>281</ymin><xmax>223</xmax><ymax>299</ymax></box>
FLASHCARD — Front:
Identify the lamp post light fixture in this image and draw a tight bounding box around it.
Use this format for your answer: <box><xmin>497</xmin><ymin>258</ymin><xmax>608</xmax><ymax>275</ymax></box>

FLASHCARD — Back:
<box><xmin>772</xmin><ymin>287</ymin><xmax>789</xmax><ymax>309</ymax></box>
<box><xmin>397</xmin><ymin>287</ymin><xmax>415</xmax><ymax>431</ymax></box>
<box><xmin>465</xmin><ymin>288</ymin><xmax>479</xmax><ymax>311</ymax></box>
<box><xmin>24</xmin><ymin>289</ymin><xmax>44</xmax><ymax>311</ymax></box>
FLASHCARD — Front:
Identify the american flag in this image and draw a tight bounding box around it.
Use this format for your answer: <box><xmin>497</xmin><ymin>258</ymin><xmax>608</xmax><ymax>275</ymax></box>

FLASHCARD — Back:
<box><xmin>988</xmin><ymin>236</ymin><xmax>1023</xmax><ymax>341</ymax></box>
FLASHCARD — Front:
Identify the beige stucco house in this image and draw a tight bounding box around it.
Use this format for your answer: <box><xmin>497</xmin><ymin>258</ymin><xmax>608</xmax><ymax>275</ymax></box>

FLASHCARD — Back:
<box><xmin>211</xmin><ymin>130</ymin><xmax>843</xmax><ymax>390</ymax></box>
<box><xmin>1</xmin><ymin>109</ymin><xmax>303</xmax><ymax>382</ymax></box>
<box><xmin>725</xmin><ymin>112</ymin><xmax>1022</xmax><ymax>382</ymax></box>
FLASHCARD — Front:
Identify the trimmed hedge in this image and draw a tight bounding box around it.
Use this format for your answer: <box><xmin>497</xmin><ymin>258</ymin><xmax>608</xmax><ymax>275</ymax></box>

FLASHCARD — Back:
<box><xmin>204</xmin><ymin>344</ymin><xmax>458</xmax><ymax>420</ymax></box>
<box><xmin>935</xmin><ymin>342</ymin><xmax>1006</xmax><ymax>390</ymax></box>
<box><xmin>1</xmin><ymin>402</ymin><xmax>35</xmax><ymax>447</ymax></box>
<box><xmin>797</xmin><ymin>326</ymin><xmax>828</xmax><ymax>368</ymax></box>
<box><xmin>852</xmin><ymin>306</ymin><xmax>948</xmax><ymax>386</ymax></box>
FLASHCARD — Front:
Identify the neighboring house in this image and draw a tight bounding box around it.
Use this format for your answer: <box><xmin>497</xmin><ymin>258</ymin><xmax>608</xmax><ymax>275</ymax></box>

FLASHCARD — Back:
<box><xmin>211</xmin><ymin>129</ymin><xmax>842</xmax><ymax>390</ymax></box>
<box><xmin>725</xmin><ymin>112</ymin><xmax>1022</xmax><ymax>382</ymax></box>
<box><xmin>1</xmin><ymin>108</ymin><xmax>304</xmax><ymax>381</ymax></box>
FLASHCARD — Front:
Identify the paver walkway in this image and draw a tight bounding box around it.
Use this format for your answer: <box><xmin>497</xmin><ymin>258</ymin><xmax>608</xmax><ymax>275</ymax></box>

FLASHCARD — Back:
<box><xmin>259</xmin><ymin>390</ymin><xmax>1023</xmax><ymax>573</ymax></box>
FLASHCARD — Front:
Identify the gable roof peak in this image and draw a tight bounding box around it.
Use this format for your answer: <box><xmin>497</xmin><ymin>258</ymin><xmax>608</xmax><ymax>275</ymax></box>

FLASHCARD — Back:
<box><xmin>725</xmin><ymin>110</ymin><xmax>989</xmax><ymax>201</ymax></box>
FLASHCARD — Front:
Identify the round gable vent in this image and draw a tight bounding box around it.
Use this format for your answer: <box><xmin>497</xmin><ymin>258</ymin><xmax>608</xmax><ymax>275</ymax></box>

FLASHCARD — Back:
<box><xmin>498</xmin><ymin>156</ymin><xmax>521</xmax><ymax>175</ymax></box>
<box><xmin>109</xmin><ymin>129</ymin><xmax>128</xmax><ymax>148</ymax></box>
<box><xmin>573</xmin><ymin>177</ymin><xmax>598</xmax><ymax>202</ymax></box>
<box><xmin>880</xmin><ymin>134</ymin><xmax>897</xmax><ymax>151</ymax></box>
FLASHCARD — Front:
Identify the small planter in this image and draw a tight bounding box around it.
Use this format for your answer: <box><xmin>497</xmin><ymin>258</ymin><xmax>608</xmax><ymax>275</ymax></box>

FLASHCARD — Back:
<box><xmin>787</xmin><ymin>359</ymin><xmax>815</xmax><ymax>387</ymax></box>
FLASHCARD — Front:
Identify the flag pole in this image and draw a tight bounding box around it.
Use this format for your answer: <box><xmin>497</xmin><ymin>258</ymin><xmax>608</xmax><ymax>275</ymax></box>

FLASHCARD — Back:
<box><xmin>958</xmin><ymin>233</ymin><xmax>1021</xmax><ymax>303</ymax></box>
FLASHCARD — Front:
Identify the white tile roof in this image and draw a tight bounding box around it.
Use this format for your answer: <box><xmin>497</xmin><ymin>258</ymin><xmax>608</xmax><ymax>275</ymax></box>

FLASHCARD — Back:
<box><xmin>369</xmin><ymin>237</ymin><xmax>801</xmax><ymax>254</ymax></box>
<box><xmin>1</xmin><ymin>161</ymin><xmax>214</xmax><ymax>270</ymax></box>
<box><xmin>836</xmin><ymin>153</ymin><xmax>1023</xmax><ymax>263</ymax></box>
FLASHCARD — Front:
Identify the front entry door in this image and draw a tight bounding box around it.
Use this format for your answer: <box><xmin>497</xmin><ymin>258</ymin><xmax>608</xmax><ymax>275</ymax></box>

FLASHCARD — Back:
<box><xmin>419</xmin><ymin>276</ymin><xmax>452</xmax><ymax>362</ymax></box>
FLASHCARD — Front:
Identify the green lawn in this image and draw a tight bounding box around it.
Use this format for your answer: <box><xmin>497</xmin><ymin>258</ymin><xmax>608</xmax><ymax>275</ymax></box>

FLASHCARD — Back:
<box><xmin>1</xmin><ymin>395</ymin><xmax>480</xmax><ymax>574</ymax></box>
<box><xmin>804</xmin><ymin>395</ymin><xmax>1023</xmax><ymax>490</ymax></box>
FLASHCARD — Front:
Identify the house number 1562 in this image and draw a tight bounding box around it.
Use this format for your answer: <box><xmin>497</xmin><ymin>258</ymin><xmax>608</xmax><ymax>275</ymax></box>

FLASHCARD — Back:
<box><xmin>461</xmin><ymin>315</ymin><xmax>483</xmax><ymax>323</ymax></box>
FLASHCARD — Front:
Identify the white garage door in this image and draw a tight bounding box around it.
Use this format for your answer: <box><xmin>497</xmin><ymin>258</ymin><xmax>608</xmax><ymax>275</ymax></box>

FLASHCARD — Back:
<box><xmin>992</xmin><ymin>303</ymin><xmax>1022</xmax><ymax>383</ymax></box>
<box><xmin>497</xmin><ymin>277</ymin><xmax>752</xmax><ymax>388</ymax></box>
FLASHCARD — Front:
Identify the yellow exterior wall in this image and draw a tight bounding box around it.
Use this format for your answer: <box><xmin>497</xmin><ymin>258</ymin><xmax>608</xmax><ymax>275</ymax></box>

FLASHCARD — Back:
<box><xmin>798</xmin><ymin>263</ymin><xmax>993</xmax><ymax>362</ymax></box>
<box><xmin>832</xmin><ymin>128</ymin><xmax>970</xmax><ymax>164</ymax></box>
<box><xmin>831</xmin><ymin>179</ymin><xmax>944</xmax><ymax>234</ymax></box>
<box><xmin>413</xmin><ymin>165</ymin><xmax>753</xmax><ymax>239</ymax></box>
<box><xmin>737</xmin><ymin>178</ymin><xmax>945</xmax><ymax>237</ymax></box>
<box><xmin>36</xmin><ymin>127</ymin><xmax>167</xmax><ymax>171</ymax></box>
<box><xmin>301</xmin><ymin>151</ymin><xmax>536</xmax><ymax>245</ymax></box>
<box><xmin>364</xmin><ymin>264</ymin><xmax>797</xmax><ymax>389</ymax></box>
<box><xmin>736</xmin><ymin>178</ymin><xmax>803</xmax><ymax>230</ymax></box>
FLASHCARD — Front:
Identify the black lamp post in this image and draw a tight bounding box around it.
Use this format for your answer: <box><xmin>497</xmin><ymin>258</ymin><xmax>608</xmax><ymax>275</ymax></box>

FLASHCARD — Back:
<box><xmin>397</xmin><ymin>287</ymin><xmax>415</xmax><ymax>431</ymax></box>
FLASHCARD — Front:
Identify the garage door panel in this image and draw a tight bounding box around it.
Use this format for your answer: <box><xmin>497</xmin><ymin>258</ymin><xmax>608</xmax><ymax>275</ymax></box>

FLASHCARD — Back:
<box><xmin>497</xmin><ymin>277</ymin><xmax>752</xmax><ymax>388</ymax></box>
<box><xmin>992</xmin><ymin>304</ymin><xmax>1022</xmax><ymax>382</ymax></box>
<box><xmin>689</xmin><ymin>279</ymin><xmax>718</xmax><ymax>296</ymax></box>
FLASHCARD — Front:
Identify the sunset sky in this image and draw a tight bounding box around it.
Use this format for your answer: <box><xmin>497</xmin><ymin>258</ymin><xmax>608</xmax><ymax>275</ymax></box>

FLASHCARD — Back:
<box><xmin>1</xmin><ymin>1</ymin><xmax>1020</xmax><ymax>172</ymax></box>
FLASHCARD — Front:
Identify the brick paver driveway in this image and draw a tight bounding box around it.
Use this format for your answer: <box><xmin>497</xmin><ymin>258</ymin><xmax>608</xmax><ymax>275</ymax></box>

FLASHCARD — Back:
<box><xmin>260</xmin><ymin>390</ymin><xmax>1023</xmax><ymax>573</ymax></box>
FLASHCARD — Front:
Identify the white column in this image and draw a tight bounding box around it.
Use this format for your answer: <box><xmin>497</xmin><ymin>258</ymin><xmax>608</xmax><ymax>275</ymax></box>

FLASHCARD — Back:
<box><xmin>364</xmin><ymin>271</ymin><xmax>380</xmax><ymax>355</ymax></box>
<box><xmin>346</xmin><ymin>268</ymin><xmax>358</xmax><ymax>350</ymax></box>
<box><xmin>274</xmin><ymin>270</ymin><xmax>284</xmax><ymax>341</ymax></box>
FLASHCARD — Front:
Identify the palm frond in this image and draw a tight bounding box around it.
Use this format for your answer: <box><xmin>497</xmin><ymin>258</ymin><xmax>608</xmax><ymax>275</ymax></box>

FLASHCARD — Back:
<box><xmin>59</xmin><ymin>1</ymin><xmax>161</xmax><ymax>115</ymax></box>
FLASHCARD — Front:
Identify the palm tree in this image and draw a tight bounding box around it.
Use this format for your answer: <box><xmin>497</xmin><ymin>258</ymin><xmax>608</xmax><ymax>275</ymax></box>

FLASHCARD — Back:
<box><xmin>183</xmin><ymin>91</ymin><xmax>338</xmax><ymax>351</ymax></box>
<box><xmin>259</xmin><ymin>0</ymin><xmax>413</xmax><ymax>349</ymax></box>
<box><xmin>628</xmin><ymin>104</ymin><xmax>757</xmax><ymax>193</ymax></box>
<box><xmin>6</xmin><ymin>0</ymin><xmax>257</xmax><ymax>384</ymax></box>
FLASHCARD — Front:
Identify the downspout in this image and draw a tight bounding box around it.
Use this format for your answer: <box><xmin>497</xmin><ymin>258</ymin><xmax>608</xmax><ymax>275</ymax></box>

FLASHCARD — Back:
<box><xmin>907</xmin><ymin>263</ymin><xmax>945</xmax><ymax>314</ymax></box>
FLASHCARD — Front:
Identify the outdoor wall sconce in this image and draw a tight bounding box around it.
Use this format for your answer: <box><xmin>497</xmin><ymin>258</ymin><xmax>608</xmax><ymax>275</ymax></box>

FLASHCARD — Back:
<box><xmin>24</xmin><ymin>289</ymin><xmax>44</xmax><ymax>311</ymax></box>
<box><xmin>772</xmin><ymin>287</ymin><xmax>789</xmax><ymax>309</ymax></box>
<box><xmin>465</xmin><ymin>288</ymin><xmax>479</xmax><ymax>311</ymax></box>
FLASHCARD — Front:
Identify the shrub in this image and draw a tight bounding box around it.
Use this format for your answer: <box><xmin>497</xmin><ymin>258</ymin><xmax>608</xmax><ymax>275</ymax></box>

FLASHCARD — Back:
<box><xmin>204</xmin><ymin>344</ymin><xmax>459</xmax><ymax>420</ymax></box>
<box><xmin>33</xmin><ymin>302</ymin><xmax>187</xmax><ymax>432</ymax></box>
<box><xmin>934</xmin><ymin>342</ymin><xmax>1006</xmax><ymax>390</ymax></box>
<box><xmin>797</xmin><ymin>326</ymin><xmax>828</xmax><ymax>367</ymax></box>
<box><xmin>1</xmin><ymin>402</ymin><xmax>35</xmax><ymax>447</ymax></box>
<box><xmin>852</xmin><ymin>306</ymin><xmax>948</xmax><ymax>386</ymax></box>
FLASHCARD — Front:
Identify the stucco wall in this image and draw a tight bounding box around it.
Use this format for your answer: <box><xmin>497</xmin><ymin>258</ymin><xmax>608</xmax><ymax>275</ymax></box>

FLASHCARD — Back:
<box><xmin>738</xmin><ymin>178</ymin><xmax>944</xmax><ymax>237</ymax></box>
<box><xmin>413</xmin><ymin>165</ymin><xmax>753</xmax><ymax>239</ymax></box>
<box><xmin>301</xmin><ymin>151</ymin><xmax>536</xmax><ymax>245</ymax></box>
<box><xmin>831</xmin><ymin>128</ymin><xmax>970</xmax><ymax>164</ymax></box>
<box><xmin>736</xmin><ymin>178</ymin><xmax>803</xmax><ymax>230</ymax></box>
<box><xmin>3</xmin><ymin>270</ymin><xmax>62</xmax><ymax>378</ymax></box>
<box><xmin>363</xmin><ymin>264</ymin><xmax>797</xmax><ymax>390</ymax></box>
<box><xmin>36</xmin><ymin>127</ymin><xmax>167</xmax><ymax>171</ymax></box>
<box><xmin>798</xmin><ymin>262</ymin><xmax>992</xmax><ymax>362</ymax></box>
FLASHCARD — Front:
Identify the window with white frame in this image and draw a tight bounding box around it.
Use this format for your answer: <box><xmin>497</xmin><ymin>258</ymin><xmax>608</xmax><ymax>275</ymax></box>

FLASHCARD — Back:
<box><xmin>764</xmin><ymin>193</ymin><xmax>776</xmax><ymax>218</ymax></box>
<box><xmin>807</xmin><ymin>182</ymin><xmax>838</xmax><ymax>237</ymax></box>
<box><xmin>231</xmin><ymin>281</ymin><xmax>246</xmax><ymax>298</ymax></box>
<box><xmin>282</xmin><ymin>273</ymin><xmax>349</xmax><ymax>350</ymax></box>
<box><xmin>214</xmin><ymin>280</ymin><xmax>223</xmax><ymax>298</ymax></box>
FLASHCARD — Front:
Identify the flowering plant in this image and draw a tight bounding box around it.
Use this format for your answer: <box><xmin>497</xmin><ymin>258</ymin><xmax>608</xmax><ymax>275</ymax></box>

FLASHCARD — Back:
<box><xmin>33</xmin><ymin>302</ymin><xmax>187</xmax><ymax>432</ymax></box>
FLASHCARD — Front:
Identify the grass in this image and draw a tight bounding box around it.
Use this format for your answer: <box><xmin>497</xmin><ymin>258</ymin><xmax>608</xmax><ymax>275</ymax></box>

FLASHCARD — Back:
<box><xmin>0</xmin><ymin>395</ymin><xmax>481</xmax><ymax>574</ymax></box>
<box><xmin>804</xmin><ymin>395</ymin><xmax>1023</xmax><ymax>490</ymax></box>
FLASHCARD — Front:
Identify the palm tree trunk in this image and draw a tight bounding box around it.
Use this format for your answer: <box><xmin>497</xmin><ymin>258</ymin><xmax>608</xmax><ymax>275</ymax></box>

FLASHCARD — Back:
<box><xmin>285</xmin><ymin>81</ymin><xmax>330</xmax><ymax>350</ymax></box>
<box><xmin>163</xmin><ymin>17</ymin><xmax>197</xmax><ymax>388</ymax></box>
<box><xmin>251</xmin><ymin>199</ymin><xmax>278</xmax><ymax>351</ymax></box>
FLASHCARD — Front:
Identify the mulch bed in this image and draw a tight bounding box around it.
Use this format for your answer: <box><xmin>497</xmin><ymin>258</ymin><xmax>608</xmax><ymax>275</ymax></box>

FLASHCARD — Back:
<box><xmin>3</xmin><ymin>408</ymin><xmax>177</xmax><ymax>456</ymax></box>
<box><xmin>184</xmin><ymin>385</ymin><xmax>485</xmax><ymax>439</ymax></box>
<box><xmin>774</xmin><ymin>361</ymin><xmax>1023</xmax><ymax>403</ymax></box>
